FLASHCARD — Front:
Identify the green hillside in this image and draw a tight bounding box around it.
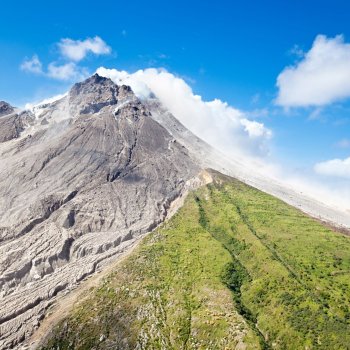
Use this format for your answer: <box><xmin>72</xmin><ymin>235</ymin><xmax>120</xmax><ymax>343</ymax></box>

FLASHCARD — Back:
<box><xmin>40</xmin><ymin>171</ymin><xmax>350</xmax><ymax>350</ymax></box>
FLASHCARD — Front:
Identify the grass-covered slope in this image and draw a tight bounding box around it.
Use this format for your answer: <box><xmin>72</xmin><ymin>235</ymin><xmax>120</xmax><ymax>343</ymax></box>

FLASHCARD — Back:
<box><xmin>40</xmin><ymin>172</ymin><xmax>350</xmax><ymax>350</ymax></box>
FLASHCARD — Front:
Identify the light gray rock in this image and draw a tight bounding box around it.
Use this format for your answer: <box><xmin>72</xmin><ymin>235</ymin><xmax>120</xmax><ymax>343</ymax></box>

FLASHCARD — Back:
<box><xmin>0</xmin><ymin>101</ymin><xmax>14</xmax><ymax>117</ymax></box>
<box><xmin>0</xmin><ymin>113</ymin><xmax>24</xmax><ymax>142</ymax></box>
<box><xmin>0</xmin><ymin>100</ymin><xmax>35</xmax><ymax>143</ymax></box>
<box><xmin>0</xmin><ymin>75</ymin><xmax>200</xmax><ymax>349</ymax></box>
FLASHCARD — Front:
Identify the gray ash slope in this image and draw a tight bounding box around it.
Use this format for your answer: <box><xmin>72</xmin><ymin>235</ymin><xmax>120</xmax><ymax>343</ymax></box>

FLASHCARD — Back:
<box><xmin>0</xmin><ymin>74</ymin><xmax>200</xmax><ymax>349</ymax></box>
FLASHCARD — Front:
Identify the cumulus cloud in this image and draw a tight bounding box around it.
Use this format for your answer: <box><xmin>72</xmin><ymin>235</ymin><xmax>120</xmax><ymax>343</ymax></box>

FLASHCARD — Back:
<box><xmin>315</xmin><ymin>157</ymin><xmax>350</xmax><ymax>179</ymax></box>
<box><xmin>58</xmin><ymin>36</ymin><xmax>111</xmax><ymax>61</ymax></box>
<box><xmin>20</xmin><ymin>36</ymin><xmax>110</xmax><ymax>81</ymax></box>
<box><xmin>20</xmin><ymin>59</ymin><xmax>87</xmax><ymax>81</ymax></box>
<box><xmin>47</xmin><ymin>62</ymin><xmax>88</xmax><ymax>81</ymax></box>
<box><xmin>96</xmin><ymin>67</ymin><xmax>272</xmax><ymax>159</ymax></box>
<box><xmin>20</xmin><ymin>55</ymin><xmax>43</xmax><ymax>74</ymax></box>
<box><xmin>276</xmin><ymin>35</ymin><xmax>350</xmax><ymax>107</ymax></box>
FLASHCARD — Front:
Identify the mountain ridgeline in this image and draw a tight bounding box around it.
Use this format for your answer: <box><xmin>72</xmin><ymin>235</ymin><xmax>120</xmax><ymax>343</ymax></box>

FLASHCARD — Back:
<box><xmin>0</xmin><ymin>75</ymin><xmax>349</xmax><ymax>350</ymax></box>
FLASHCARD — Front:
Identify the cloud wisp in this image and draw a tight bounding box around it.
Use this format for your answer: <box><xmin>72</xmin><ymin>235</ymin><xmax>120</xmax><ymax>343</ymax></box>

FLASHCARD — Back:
<box><xmin>276</xmin><ymin>35</ymin><xmax>350</xmax><ymax>107</ymax></box>
<box><xmin>58</xmin><ymin>36</ymin><xmax>111</xmax><ymax>62</ymax></box>
<box><xmin>47</xmin><ymin>62</ymin><xmax>88</xmax><ymax>81</ymax></box>
<box><xmin>20</xmin><ymin>36</ymin><xmax>111</xmax><ymax>81</ymax></box>
<box><xmin>20</xmin><ymin>55</ymin><xmax>43</xmax><ymax>74</ymax></box>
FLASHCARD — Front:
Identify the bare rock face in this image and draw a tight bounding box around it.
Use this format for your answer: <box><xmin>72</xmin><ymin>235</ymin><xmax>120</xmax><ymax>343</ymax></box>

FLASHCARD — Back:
<box><xmin>68</xmin><ymin>74</ymin><xmax>134</xmax><ymax>116</ymax></box>
<box><xmin>0</xmin><ymin>102</ymin><xmax>35</xmax><ymax>143</ymax></box>
<box><xmin>0</xmin><ymin>75</ymin><xmax>199</xmax><ymax>349</ymax></box>
<box><xmin>0</xmin><ymin>101</ymin><xmax>14</xmax><ymax>116</ymax></box>
<box><xmin>0</xmin><ymin>113</ymin><xmax>24</xmax><ymax>142</ymax></box>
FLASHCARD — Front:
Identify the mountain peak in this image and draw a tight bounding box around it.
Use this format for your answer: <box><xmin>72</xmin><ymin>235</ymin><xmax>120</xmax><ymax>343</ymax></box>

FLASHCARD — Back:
<box><xmin>0</xmin><ymin>100</ymin><xmax>15</xmax><ymax>117</ymax></box>
<box><xmin>70</xmin><ymin>73</ymin><xmax>116</xmax><ymax>95</ymax></box>
<box><xmin>85</xmin><ymin>72</ymin><xmax>112</xmax><ymax>85</ymax></box>
<box><xmin>68</xmin><ymin>74</ymin><xmax>135</xmax><ymax>116</ymax></box>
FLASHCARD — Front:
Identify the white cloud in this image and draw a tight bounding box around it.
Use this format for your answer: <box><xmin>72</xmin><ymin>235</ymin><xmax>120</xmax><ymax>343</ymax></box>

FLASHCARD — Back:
<box><xmin>276</xmin><ymin>35</ymin><xmax>350</xmax><ymax>107</ymax></box>
<box><xmin>47</xmin><ymin>62</ymin><xmax>88</xmax><ymax>81</ymax></box>
<box><xmin>20</xmin><ymin>36</ymin><xmax>110</xmax><ymax>81</ymax></box>
<box><xmin>241</xmin><ymin>118</ymin><xmax>272</xmax><ymax>138</ymax></box>
<box><xmin>315</xmin><ymin>157</ymin><xmax>350</xmax><ymax>179</ymax></box>
<box><xmin>58</xmin><ymin>36</ymin><xmax>111</xmax><ymax>62</ymax></box>
<box><xmin>96</xmin><ymin>67</ymin><xmax>272</xmax><ymax>158</ymax></box>
<box><xmin>20</xmin><ymin>55</ymin><xmax>43</xmax><ymax>74</ymax></box>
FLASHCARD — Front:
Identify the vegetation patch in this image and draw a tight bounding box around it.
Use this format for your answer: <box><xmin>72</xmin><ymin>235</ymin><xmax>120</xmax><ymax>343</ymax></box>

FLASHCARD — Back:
<box><xmin>40</xmin><ymin>172</ymin><xmax>350</xmax><ymax>350</ymax></box>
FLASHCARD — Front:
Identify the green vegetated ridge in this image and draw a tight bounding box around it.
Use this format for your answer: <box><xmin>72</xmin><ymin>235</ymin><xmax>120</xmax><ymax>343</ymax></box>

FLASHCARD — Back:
<box><xmin>40</xmin><ymin>171</ymin><xmax>350</xmax><ymax>350</ymax></box>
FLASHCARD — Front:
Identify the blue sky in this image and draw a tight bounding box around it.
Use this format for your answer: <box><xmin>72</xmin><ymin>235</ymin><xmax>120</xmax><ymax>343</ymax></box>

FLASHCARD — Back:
<box><xmin>1</xmin><ymin>0</ymin><xmax>350</xmax><ymax>197</ymax></box>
